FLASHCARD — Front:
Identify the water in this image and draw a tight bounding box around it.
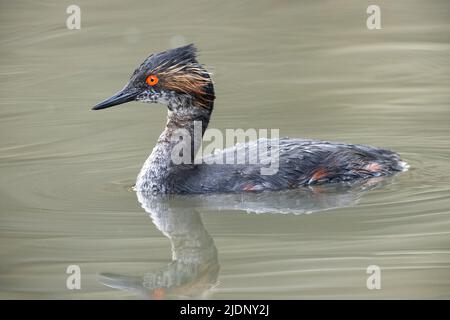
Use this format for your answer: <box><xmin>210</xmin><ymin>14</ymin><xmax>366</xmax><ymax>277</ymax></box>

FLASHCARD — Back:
<box><xmin>1</xmin><ymin>0</ymin><xmax>449</xmax><ymax>299</ymax></box>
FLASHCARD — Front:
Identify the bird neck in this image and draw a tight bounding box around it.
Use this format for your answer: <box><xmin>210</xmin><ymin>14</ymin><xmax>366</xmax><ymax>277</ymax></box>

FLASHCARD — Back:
<box><xmin>135</xmin><ymin>98</ymin><xmax>213</xmax><ymax>193</ymax></box>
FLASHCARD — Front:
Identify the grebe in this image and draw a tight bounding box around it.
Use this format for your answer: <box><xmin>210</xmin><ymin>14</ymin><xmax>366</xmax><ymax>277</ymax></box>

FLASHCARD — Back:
<box><xmin>93</xmin><ymin>44</ymin><xmax>407</xmax><ymax>194</ymax></box>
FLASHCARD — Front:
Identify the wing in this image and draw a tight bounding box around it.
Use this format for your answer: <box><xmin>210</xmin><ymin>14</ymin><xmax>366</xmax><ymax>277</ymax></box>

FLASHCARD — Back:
<box><xmin>167</xmin><ymin>138</ymin><xmax>406</xmax><ymax>194</ymax></box>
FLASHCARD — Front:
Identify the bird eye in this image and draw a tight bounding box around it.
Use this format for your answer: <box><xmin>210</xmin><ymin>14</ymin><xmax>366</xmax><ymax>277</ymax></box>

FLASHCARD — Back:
<box><xmin>146</xmin><ymin>75</ymin><xmax>159</xmax><ymax>86</ymax></box>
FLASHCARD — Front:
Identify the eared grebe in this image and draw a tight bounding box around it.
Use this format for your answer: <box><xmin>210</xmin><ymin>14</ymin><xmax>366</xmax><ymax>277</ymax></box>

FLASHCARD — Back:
<box><xmin>93</xmin><ymin>44</ymin><xmax>408</xmax><ymax>194</ymax></box>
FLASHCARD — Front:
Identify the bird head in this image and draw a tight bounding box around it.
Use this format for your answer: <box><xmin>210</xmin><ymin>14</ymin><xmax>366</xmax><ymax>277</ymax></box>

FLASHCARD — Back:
<box><xmin>92</xmin><ymin>44</ymin><xmax>215</xmax><ymax>111</ymax></box>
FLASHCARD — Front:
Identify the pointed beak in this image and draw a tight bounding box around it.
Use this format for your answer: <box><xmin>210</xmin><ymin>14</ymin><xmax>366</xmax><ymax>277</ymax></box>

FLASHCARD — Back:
<box><xmin>92</xmin><ymin>88</ymin><xmax>139</xmax><ymax>110</ymax></box>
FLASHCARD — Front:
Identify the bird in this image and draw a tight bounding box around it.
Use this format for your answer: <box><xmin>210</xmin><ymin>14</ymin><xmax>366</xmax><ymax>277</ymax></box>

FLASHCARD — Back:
<box><xmin>92</xmin><ymin>44</ymin><xmax>408</xmax><ymax>194</ymax></box>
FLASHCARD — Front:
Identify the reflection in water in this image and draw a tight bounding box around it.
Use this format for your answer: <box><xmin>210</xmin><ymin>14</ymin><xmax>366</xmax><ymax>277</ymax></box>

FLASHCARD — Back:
<box><xmin>98</xmin><ymin>177</ymin><xmax>390</xmax><ymax>299</ymax></box>
<box><xmin>99</xmin><ymin>194</ymin><xmax>220</xmax><ymax>299</ymax></box>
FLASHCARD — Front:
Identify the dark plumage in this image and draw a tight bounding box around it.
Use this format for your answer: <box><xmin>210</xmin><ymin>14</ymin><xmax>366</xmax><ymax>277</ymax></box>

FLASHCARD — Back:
<box><xmin>132</xmin><ymin>44</ymin><xmax>215</xmax><ymax>107</ymax></box>
<box><xmin>168</xmin><ymin>138</ymin><xmax>406</xmax><ymax>193</ymax></box>
<box><xmin>93</xmin><ymin>44</ymin><xmax>408</xmax><ymax>194</ymax></box>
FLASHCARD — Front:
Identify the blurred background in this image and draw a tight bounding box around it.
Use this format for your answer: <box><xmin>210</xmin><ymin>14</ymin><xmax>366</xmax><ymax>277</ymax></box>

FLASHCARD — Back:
<box><xmin>0</xmin><ymin>0</ymin><xmax>449</xmax><ymax>299</ymax></box>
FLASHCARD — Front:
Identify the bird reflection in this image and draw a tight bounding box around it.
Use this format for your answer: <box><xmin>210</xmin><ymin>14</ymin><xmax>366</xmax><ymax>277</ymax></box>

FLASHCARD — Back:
<box><xmin>99</xmin><ymin>193</ymin><xmax>219</xmax><ymax>299</ymax></box>
<box><xmin>98</xmin><ymin>177</ymin><xmax>391</xmax><ymax>299</ymax></box>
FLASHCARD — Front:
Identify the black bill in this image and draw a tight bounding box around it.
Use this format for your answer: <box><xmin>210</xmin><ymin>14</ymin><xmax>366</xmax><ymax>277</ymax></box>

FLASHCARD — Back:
<box><xmin>92</xmin><ymin>88</ymin><xmax>139</xmax><ymax>110</ymax></box>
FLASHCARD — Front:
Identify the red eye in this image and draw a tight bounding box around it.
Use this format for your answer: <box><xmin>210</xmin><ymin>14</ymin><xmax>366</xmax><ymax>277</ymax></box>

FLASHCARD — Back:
<box><xmin>146</xmin><ymin>75</ymin><xmax>159</xmax><ymax>86</ymax></box>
